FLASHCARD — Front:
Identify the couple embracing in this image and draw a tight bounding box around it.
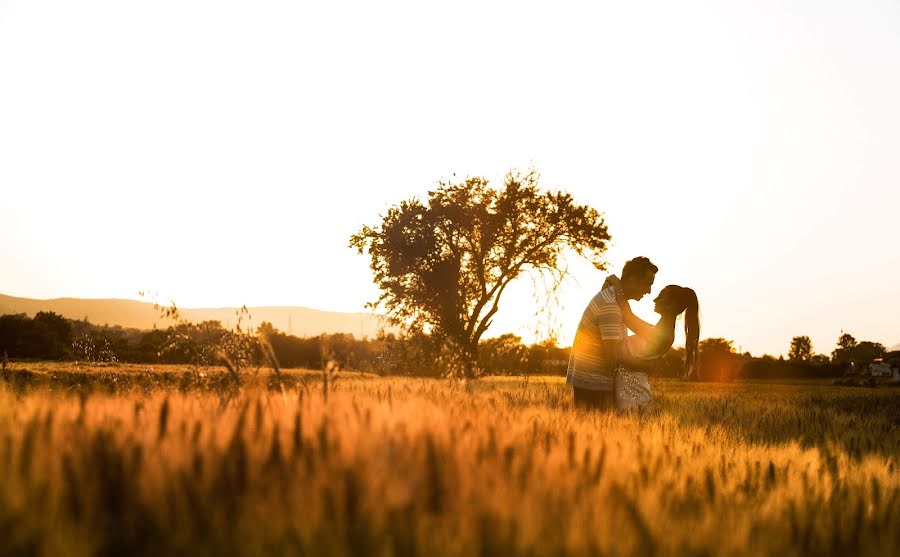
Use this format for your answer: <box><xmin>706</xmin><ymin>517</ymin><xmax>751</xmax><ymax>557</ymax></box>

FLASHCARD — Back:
<box><xmin>566</xmin><ymin>257</ymin><xmax>700</xmax><ymax>411</ymax></box>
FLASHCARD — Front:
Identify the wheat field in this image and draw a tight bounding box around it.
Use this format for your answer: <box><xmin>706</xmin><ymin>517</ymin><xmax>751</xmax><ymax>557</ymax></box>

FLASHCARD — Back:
<box><xmin>1</xmin><ymin>363</ymin><xmax>898</xmax><ymax>556</ymax></box>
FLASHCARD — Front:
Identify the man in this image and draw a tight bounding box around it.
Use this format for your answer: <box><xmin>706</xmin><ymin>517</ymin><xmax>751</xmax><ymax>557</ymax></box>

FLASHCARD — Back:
<box><xmin>565</xmin><ymin>256</ymin><xmax>658</xmax><ymax>410</ymax></box>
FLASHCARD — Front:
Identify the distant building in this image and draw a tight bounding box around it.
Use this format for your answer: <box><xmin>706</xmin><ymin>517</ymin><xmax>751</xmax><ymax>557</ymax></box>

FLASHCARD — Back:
<box><xmin>867</xmin><ymin>352</ymin><xmax>900</xmax><ymax>380</ymax></box>
<box><xmin>868</xmin><ymin>361</ymin><xmax>895</xmax><ymax>377</ymax></box>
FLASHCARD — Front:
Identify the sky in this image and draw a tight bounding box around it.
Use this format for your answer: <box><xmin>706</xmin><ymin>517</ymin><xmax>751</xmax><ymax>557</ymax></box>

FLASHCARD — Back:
<box><xmin>1</xmin><ymin>0</ymin><xmax>898</xmax><ymax>356</ymax></box>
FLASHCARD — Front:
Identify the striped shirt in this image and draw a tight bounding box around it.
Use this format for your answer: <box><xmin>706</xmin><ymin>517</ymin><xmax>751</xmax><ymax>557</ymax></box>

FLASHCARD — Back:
<box><xmin>566</xmin><ymin>286</ymin><xmax>626</xmax><ymax>391</ymax></box>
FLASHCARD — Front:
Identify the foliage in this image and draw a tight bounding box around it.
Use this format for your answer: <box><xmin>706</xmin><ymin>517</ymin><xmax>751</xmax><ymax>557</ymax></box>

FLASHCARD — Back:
<box><xmin>522</xmin><ymin>338</ymin><xmax>569</xmax><ymax>376</ymax></box>
<box><xmin>832</xmin><ymin>332</ymin><xmax>886</xmax><ymax>366</ymax></box>
<box><xmin>652</xmin><ymin>346</ymin><xmax>689</xmax><ymax>377</ymax></box>
<box><xmin>741</xmin><ymin>355</ymin><xmax>847</xmax><ymax>380</ymax></box>
<box><xmin>788</xmin><ymin>335</ymin><xmax>813</xmax><ymax>362</ymax></box>
<box><xmin>832</xmin><ymin>332</ymin><xmax>859</xmax><ymax>364</ymax></box>
<box><xmin>72</xmin><ymin>331</ymin><xmax>119</xmax><ymax>365</ymax></box>
<box><xmin>852</xmin><ymin>341</ymin><xmax>887</xmax><ymax>364</ymax></box>
<box><xmin>479</xmin><ymin>334</ymin><xmax>530</xmax><ymax>374</ymax></box>
<box><xmin>838</xmin><ymin>332</ymin><xmax>858</xmax><ymax>350</ymax></box>
<box><xmin>350</xmin><ymin>169</ymin><xmax>611</xmax><ymax>377</ymax></box>
<box><xmin>3</xmin><ymin>312</ymin><xmax>893</xmax><ymax>384</ymax></box>
<box><xmin>149</xmin><ymin>302</ymin><xmax>269</xmax><ymax>384</ymax></box>
<box><xmin>697</xmin><ymin>338</ymin><xmax>741</xmax><ymax>381</ymax></box>
<box><xmin>1</xmin><ymin>312</ymin><xmax>563</xmax><ymax>376</ymax></box>
<box><xmin>0</xmin><ymin>312</ymin><xmax>73</xmax><ymax>359</ymax></box>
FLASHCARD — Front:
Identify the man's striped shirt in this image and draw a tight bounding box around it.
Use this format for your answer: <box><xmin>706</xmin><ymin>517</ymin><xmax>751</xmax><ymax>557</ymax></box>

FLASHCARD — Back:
<box><xmin>566</xmin><ymin>286</ymin><xmax>626</xmax><ymax>391</ymax></box>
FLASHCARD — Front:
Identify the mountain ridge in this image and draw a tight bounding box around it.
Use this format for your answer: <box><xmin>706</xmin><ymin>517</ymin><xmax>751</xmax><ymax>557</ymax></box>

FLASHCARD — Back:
<box><xmin>0</xmin><ymin>293</ymin><xmax>395</xmax><ymax>338</ymax></box>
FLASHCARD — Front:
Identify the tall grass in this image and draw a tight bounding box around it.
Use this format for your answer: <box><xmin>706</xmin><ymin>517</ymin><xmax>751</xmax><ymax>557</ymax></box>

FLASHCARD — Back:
<box><xmin>0</xmin><ymin>364</ymin><xmax>897</xmax><ymax>556</ymax></box>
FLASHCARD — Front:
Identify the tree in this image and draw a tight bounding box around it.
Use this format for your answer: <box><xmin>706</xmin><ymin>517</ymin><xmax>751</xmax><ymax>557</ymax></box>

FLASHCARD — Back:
<box><xmin>350</xmin><ymin>169</ymin><xmax>611</xmax><ymax>378</ymax></box>
<box><xmin>480</xmin><ymin>334</ymin><xmax>529</xmax><ymax>375</ymax></box>
<box><xmin>698</xmin><ymin>338</ymin><xmax>739</xmax><ymax>381</ymax></box>
<box><xmin>788</xmin><ymin>335</ymin><xmax>813</xmax><ymax>362</ymax></box>
<box><xmin>830</xmin><ymin>331</ymin><xmax>886</xmax><ymax>370</ymax></box>
<box><xmin>257</xmin><ymin>321</ymin><xmax>280</xmax><ymax>339</ymax></box>
<box><xmin>852</xmin><ymin>341</ymin><xmax>886</xmax><ymax>365</ymax></box>
<box><xmin>30</xmin><ymin>311</ymin><xmax>73</xmax><ymax>359</ymax></box>
<box><xmin>653</xmin><ymin>346</ymin><xmax>687</xmax><ymax>377</ymax></box>
<box><xmin>831</xmin><ymin>332</ymin><xmax>857</xmax><ymax>364</ymax></box>
<box><xmin>525</xmin><ymin>338</ymin><xmax>569</xmax><ymax>375</ymax></box>
<box><xmin>809</xmin><ymin>354</ymin><xmax>830</xmax><ymax>366</ymax></box>
<box><xmin>837</xmin><ymin>332</ymin><xmax>857</xmax><ymax>350</ymax></box>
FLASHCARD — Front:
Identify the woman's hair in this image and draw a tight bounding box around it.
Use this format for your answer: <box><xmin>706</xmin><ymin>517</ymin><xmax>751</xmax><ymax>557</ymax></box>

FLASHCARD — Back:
<box><xmin>683</xmin><ymin>288</ymin><xmax>700</xmax><ymax>380</ymax></box>
<box><xmin>659</xmin><ymin>286</ymin><xmax>700</xmax><ymax>379</ymax></box>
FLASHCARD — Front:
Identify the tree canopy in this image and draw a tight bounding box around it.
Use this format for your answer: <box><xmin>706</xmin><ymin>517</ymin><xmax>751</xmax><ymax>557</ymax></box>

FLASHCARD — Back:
<box><xmin>788</xmin><ymin>335</ymin><xmax>813</xmax><ymax>362</ymax></box>
<box><xmin>350</xmin><ymin>169</ymin><xmax>611</xmax><ymax>377</ymax></box>
<box><xmin>831</xmin><ymin>332</ymin><xmax>885</xmax><ymax>365</ymax></box>
<box><xmin>698</xmin><ymin>338</ymin><xmax>740</xmax><ymax>381</ymax></box>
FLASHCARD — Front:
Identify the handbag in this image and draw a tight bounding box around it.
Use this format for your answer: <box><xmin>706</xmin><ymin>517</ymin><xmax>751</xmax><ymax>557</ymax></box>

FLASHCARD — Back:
<box><xmin>614</xmin><ymin>367</ymin><xmax>653</xmax><ymax>411</ymax></box>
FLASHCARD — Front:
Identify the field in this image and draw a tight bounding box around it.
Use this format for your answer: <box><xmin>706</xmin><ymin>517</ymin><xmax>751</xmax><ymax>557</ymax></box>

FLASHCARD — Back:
<box><xmin>1</xmin><ymin>363</ymin><xmax>898</xmax><ymax>556</ymax></box>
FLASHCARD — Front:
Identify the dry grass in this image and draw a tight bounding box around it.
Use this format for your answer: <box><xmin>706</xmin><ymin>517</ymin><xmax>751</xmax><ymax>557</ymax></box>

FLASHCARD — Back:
<box><xmin>1</xmin><ymin>362</ymin><xmax>898</xmax><ymax>556</ymax></box>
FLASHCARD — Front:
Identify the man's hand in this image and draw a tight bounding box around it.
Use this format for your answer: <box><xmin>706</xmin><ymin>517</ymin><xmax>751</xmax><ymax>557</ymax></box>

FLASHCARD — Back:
<box><xmin>602</xmin><ymin>274</ymin><xmax>624</xmax><ymax>298</ymax></box>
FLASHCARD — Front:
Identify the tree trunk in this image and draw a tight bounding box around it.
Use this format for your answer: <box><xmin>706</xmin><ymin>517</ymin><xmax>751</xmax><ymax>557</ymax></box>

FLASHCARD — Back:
<box><xmin>461</xmin><ymin>341</ymin><xmax>479</xmax><ymax>379</ymax></box>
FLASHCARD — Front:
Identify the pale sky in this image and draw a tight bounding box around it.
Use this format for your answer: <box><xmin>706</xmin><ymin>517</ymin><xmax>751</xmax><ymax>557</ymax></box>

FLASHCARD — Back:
<box><xmin>1</xmin><ymin>0</ymin><xmax>898</xmax><ymax>356</ymax></box>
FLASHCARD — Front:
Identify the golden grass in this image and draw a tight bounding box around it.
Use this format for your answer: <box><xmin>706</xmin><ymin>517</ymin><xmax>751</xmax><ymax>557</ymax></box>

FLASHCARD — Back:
<box><xmin>1</xmin><ymin>363</ymin><xmax>897</xmax><ymax>556</ymax></box>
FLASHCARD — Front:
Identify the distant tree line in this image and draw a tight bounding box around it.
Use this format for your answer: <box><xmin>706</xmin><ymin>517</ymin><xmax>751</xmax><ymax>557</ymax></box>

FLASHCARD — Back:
<box><xmin>0</xmin><ymin>312</ymin><xmax>572</xmax><ymax>376</ymax></box>
<box><xmin>0</xmin><ymin>312</ymin><xmax>76</xmax><ymax>360</ymax></box>
<box><xmin>1</xmin><ymin>312</ymin><xmax>892</xmax><ymax>380</ymax></box>
<box><xmin>694</xmin><ymin>333</ymin><xmax>891</xmax><ymax>381</ymax></box>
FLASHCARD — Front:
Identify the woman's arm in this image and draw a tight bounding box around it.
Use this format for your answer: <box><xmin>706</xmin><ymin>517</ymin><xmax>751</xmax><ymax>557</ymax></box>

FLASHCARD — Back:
<box><xmin>604</xmin><ymin>340</ymin><xmax>655</xmax><ymax>372</ymax></box>
<box><xmin>620</xmin><ymin>301</ymin><xmax>657</xmax><ymax>340</ymax></box>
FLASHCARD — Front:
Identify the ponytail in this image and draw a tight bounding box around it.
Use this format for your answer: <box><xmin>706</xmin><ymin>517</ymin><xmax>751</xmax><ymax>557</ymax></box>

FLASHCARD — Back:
<box><xmin>682</xmin><ymin>288</ymin><xmax>700</xmax><ymax>380</ymax></box>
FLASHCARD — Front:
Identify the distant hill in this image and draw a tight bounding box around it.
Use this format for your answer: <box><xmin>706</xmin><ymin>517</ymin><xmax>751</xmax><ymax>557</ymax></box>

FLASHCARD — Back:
<box><xmin>890</xmin><ymin>343</ymin><xmax>900</xmax><ymax>352</ymax></box>
<box><xmin>0</xmin><ymin>293</ymin><xmax>396</xmax><ymax>338</ymax></box>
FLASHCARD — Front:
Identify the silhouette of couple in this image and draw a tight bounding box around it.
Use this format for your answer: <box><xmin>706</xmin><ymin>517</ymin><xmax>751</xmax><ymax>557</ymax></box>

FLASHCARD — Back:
<box><xmin>566</xmin><ymin>257</ymin><xmax>699</xmax><ymax>411</ymax></box>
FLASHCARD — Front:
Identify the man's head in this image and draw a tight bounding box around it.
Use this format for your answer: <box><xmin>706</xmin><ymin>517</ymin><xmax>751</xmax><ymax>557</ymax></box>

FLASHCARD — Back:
<box><xmin>620</xmin><ymin>256</ymin><xmax>658</xmax><ymax>300</ymax></box>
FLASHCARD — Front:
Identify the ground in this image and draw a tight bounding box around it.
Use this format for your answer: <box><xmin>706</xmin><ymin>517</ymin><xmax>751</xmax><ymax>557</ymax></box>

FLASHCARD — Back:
<box><xmin>1</xmin><ymin>362</ymin><xmax>898</xmax><ymax>556</ymax></box>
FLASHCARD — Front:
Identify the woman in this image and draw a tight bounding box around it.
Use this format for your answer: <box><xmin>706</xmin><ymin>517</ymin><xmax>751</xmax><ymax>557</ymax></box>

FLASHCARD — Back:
<box><xmin>605</xmin><ymin>276</ymin><xmax>700</xmax><ymax>380</ymax></box>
